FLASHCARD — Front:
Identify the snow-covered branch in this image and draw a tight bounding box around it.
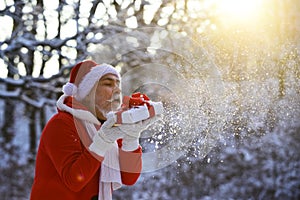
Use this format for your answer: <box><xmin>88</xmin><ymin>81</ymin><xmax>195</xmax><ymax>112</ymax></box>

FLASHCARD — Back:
<box><xmin>21</xmin><ymin>94</ymin><xmax>56</xmax><ymax>108</ymax></box>
<box><xmin>0</xmin><ymin>77</ymin><xmax>24</xmax><ymax>86</ymax></box>
<box><xmin>0</xmin><ymin>76</ymin><xmax>62</xmax><ymax>107</ymax></box>
<box><xmin>0</xmin><ymin>88</ymin><xmax>21</xmax><ymax>98</ymax></box>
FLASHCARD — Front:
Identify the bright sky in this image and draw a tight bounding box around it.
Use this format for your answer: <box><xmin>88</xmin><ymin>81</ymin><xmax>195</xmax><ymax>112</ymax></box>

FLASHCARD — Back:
<box><xmin>215</xmin><ymin>0</ymin><xmax>263</xmax><ymax>26</ymax></box>
<box><xmin>0</xmin><ymin>0</ymin><xmax>266</xmax><ymax>79</ymax></box>
<box><xmin>216</xmin><ymin>0</ymin><xmax>261</xmax><ymax>18</ymax></box>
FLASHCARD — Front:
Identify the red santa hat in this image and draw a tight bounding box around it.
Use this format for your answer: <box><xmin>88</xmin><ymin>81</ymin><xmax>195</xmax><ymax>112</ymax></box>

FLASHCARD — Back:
<box><xmin>62</xmin><ymin>60</ymin><xmax>121</xmax><ymax>101</ymax></box>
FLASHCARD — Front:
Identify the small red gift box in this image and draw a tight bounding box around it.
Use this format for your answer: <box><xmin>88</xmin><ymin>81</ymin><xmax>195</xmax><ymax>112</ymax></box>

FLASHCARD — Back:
<box><xmin>115</xmin><ymin>92</ymin><xmax>163</xmax><ymax>124</ymax></box>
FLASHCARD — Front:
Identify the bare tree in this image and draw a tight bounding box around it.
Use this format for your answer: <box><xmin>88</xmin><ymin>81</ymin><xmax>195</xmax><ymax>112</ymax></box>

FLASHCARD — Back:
<box><xmin>0</xmin><ymin>0</ymin><xmax>177</xmax><ymax>198</ymax></box>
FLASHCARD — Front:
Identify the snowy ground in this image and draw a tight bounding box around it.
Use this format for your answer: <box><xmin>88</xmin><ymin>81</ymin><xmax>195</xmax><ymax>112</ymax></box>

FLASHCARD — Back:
<box><xmin>114</xmin><ymin>126</ymin><xmax>300</xmax><ymax>200</ymax></box>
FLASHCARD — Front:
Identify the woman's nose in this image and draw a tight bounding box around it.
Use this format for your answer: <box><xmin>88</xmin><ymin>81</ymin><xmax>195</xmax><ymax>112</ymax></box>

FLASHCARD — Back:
<box><xmin>113</xmin><ymin>84</ymin><xmax>121</xmax><ymax>93</ymax></box>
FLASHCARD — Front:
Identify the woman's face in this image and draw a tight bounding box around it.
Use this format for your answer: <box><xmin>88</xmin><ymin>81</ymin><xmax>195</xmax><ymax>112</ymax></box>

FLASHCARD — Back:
<box><xmin>94</xmin><ymin>73</ymin><xmax>121</xmax><ymax>120</ymax></box>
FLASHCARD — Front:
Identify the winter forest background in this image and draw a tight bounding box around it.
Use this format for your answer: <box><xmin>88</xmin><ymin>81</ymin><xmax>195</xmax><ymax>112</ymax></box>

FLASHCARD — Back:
<box><xmin>0</xmin><ymin>0</ymin><xmax>299</xmax><ymax>199</ymax></box>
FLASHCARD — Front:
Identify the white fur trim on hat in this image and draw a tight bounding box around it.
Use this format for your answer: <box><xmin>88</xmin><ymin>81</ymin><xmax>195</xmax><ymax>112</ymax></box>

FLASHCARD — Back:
<box><xmin>62</xmin><ymin>82</ymin><xmax>78</xmax><ymax>96</ymax></box>
<box><xmin>75</xmin><ymin>64</ymin><xmax>120</xmax><ymax>101</ymax></box>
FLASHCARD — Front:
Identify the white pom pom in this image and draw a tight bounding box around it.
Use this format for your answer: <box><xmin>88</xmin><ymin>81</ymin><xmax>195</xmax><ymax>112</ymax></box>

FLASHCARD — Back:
<box><xmin>62</xmin><ymin>82</ymin><xmax>77</xmax><ymax>96</ymax></box>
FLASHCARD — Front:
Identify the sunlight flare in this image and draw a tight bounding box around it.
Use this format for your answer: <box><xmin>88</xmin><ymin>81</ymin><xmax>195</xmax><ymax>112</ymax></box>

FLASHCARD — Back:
<box><xmin>215</xmin><ymin>0</ymin><xmax>263</xmax><ymax>23</ymax></box>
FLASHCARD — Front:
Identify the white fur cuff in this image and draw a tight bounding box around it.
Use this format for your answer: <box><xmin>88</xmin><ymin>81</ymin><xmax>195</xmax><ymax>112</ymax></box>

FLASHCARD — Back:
<box><xmin>122</xmin><ymin>138</ymin><xmax>139</xmax><ymax>152</ymax></box>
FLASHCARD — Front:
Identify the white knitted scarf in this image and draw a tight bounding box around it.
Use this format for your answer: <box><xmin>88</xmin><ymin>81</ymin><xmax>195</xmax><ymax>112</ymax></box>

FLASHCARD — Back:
<box><xmin>57</xmin><ymin>95</ymin><xmax>122</xmax><ymax>200</ymax></box>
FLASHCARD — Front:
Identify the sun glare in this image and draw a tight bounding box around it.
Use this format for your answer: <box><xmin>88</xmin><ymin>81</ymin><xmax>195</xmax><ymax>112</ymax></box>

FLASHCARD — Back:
<box><xmin>215</xmin><ymin>0</ymin><xmax>262</xmax><ymax>23</ymax></box>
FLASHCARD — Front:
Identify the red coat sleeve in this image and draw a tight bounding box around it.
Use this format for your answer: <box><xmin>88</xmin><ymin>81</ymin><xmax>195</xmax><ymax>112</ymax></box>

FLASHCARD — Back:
<box><xmin>117</xmin><ymin>139</ymin><xmax>142</xmax><ymax>185</ymax></box>
<box><xmin>42</xmin><ymin>113</ymin><xmax>102</xmax><ymax>192</ymax></box>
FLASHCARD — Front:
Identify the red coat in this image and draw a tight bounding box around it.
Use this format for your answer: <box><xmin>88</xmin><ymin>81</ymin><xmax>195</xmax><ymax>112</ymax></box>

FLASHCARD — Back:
<box><xmin>30</xmin><ymin>97</ymin><xmax>142</xmax><ymax>200</ymax></box>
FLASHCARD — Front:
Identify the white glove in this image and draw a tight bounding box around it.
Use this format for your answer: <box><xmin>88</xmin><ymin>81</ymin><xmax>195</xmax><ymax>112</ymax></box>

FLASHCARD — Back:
<box><xmin>99</xmin><ymin>115</ymin><xmax>124</xmax><ymax>143</ymax></box>
<box><xmin>120</xmin><ymin>115</ymin><xmax>161</xmax><ymax>151</ymax></box>
<box><xmin>89</xmin><ymin>114</ymin><xmax>125</xmax><ymax>156</ymax></box>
